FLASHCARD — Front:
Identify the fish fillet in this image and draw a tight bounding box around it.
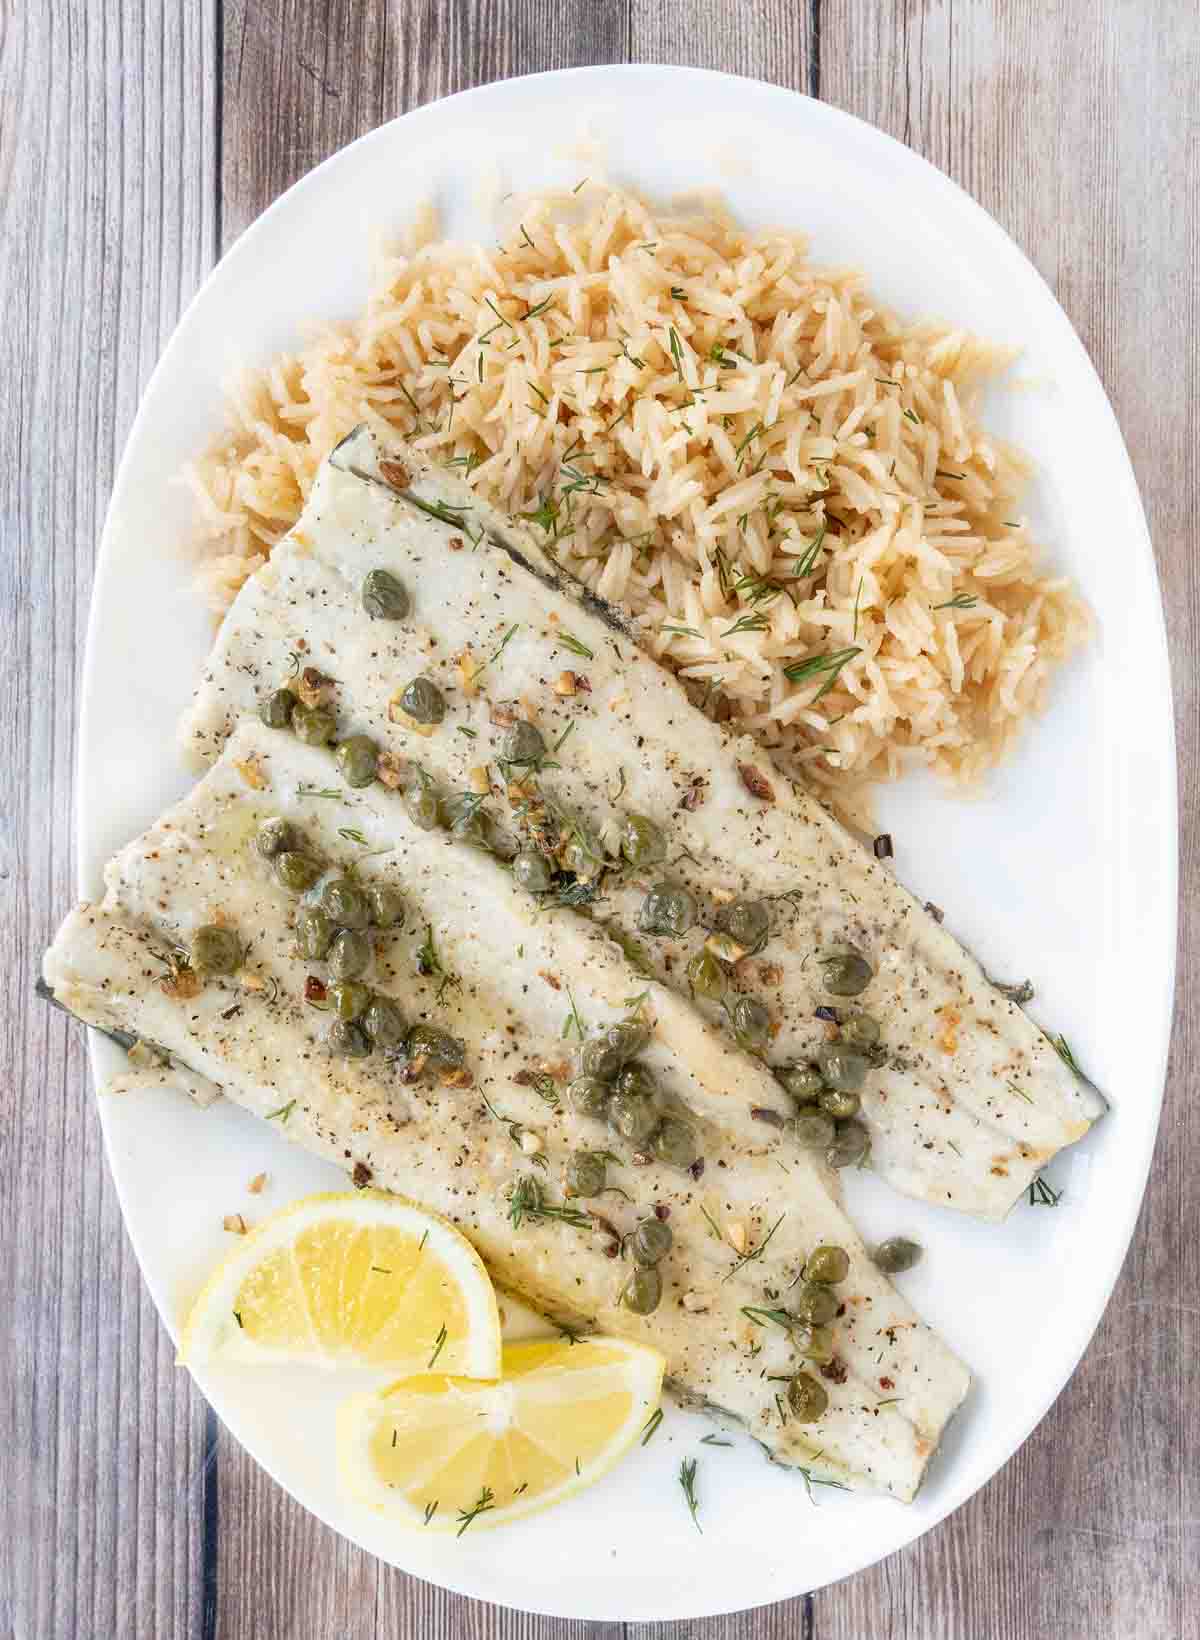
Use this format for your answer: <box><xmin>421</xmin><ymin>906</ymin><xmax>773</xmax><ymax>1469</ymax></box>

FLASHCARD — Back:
<box><xmin>181</xmin><ymin>428</ymin><xmax>1104</xmax><ymax>1219</ymax></box>
<box><xmin>44</xmin><ymin>719</ymin><xmax>969</xmax><ymax>1501</ymax></box>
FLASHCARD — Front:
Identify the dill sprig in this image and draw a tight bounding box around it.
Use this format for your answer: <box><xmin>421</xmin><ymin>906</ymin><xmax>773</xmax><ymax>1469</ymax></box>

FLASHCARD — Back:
<box><xmin>791</xmin><ymin>524</ymin><xmax>827</xmax><ymax>579</ymax></box>
<box><xmin>740</xmin><ymin>1305</ymin><xmax>797</xmax><ymax>1332</ymax></box>
<box><xmin>641</xmin><ymin>1408</ymin><xmax>664</xmax><ymax>1446</ymax></box>
<box><xmin>297</xmin><ymin>785</ymin><xmax>342</xmax><ymax>800</ymax></box>
<box><xmin>557</xmin><ymin>632</ymin><xmax>593</xmax><ymax>659</ymax></box>
<box><xmin>1052</xmin><ymin>1034</ymin><xmax>1081</xmax><ymax>1075</ymax></box>
<box><xmin>699</xmin><ymin>1205</ymin><xmax>723</xmax><ymax>1241</ymax></box>
<box><xmin>734</xmin><ymin>421</ymin><xmax>765</xmax><ymax>469</ymax></box>
<box><xmin>679</xmin><ymin>1458</ymin><xmax>702</xmax><ymax>1533</ymax></box>
<box><xmin>428</xmin><ymin>1324</ymin><xmax>448</xmax><ymax>1368</ymax></box>
<box><xmin>507</xmin><ymin>1175</ymin><xmax>593</xmax><ymax>1231</ymax></box>
<box><xmin>723</xmin><ymin>611</ymin><xmax>770</xmax><ymax>638</ymax></box>
<box><xmin>455</xmin><ymin>1485</ymin><xmax>496</xmax><ymax>1536</ymax></box>
<box><xmin>1006</xmin><ymin>1079</ymin><xmax>1035</xmax><ymax>1106</ymax></box>
<box><xmin>480</xmin><ymin>1092</ymin><xmax>548</xmax><ymax>1169</ymax></box>
<box><xmin>477</xmin><ymin>623</ymin><xmax>521</xmax><ymax>673</ymax></box>
<box><xmin>416</xmin><ymin>923</ymin><xmax>459</xmax><ymax>1003</ymax></box>
<box><xmin>422</xmin><ymin>1500</ymin><xmax>438</xmax><ymax>1525</ymax></box>
<box><xmin>403</xmin><ymin>492</ymin><xmax>471</xmax><ymax>529</ymax></box>
<box><xmin>784</xmin><ymin>646</ymin><xmax>862</xmax><ymax>700</ymax></box>
<box><xmin>561</xmin><ymin>986</ymin><xmax>586</xmax><ymax>1042</ymax></box>
<box><xmin>723</xmin><ymin>1212</ymin><xmax>786</xmax><ymax>1282</ymax></box>
<box><xmin>266</xmin><ymin>1100</ymin><xmax>296</xmax><ymax>1123</ymax></box>
<box><xmin>1029</xmin><ymin>1175</ymin><xmax>1062</xmax><ymax>1207</ymax></box>
<box><xmin>934</xmin><ymin>593</ymin><xmax>979</xmax><ymax>611</ymax></box>
<box><xmin>700</xmin><ymin>1433</ymin><xmax>733</xmax><ymax>1447</ymax></box>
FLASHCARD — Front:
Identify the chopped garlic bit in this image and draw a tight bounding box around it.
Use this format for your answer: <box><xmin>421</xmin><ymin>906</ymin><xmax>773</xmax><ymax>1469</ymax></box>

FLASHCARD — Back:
<box><xmin>233</xmin><ymin>754</ymin><xmax>268</xmax><ymax>790</ymax></box>
<box><xmin>520</xmin><ymin>1131</ymin><xmax>544</xmax><ymax>1156</ymax></box>
<box><xmin>726</xmin><ymin>1220</ymin><xmax>748</xmax><ymax>1254</ymax></box>
<box><xmin>222</xmin><ymin>1213</ymin><xmax>248</xmax><ymax>1235</ymax></box>
<box><xmin>681</xmin><ymin>1290</ymin><xmax>709</xmax><ymax>1313</ymax></box>
<box><xmin>247</xmin><ymin>1172</ymin><xmax>267</xmax><ymax>1195</ymax></box>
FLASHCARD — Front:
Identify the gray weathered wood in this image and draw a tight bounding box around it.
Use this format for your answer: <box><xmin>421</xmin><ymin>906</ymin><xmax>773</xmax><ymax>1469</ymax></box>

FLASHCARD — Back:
<box><xmin>3</xmin><ymin>1</ymin><xmax>1196</xmax><ymax>1637</ymax></box>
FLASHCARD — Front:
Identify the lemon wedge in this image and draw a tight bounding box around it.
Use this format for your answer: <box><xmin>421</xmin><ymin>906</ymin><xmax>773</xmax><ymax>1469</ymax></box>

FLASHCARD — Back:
<box><xmin>337</xmin><ymin>1336</ymin><xmax>665</xmax><ymax>1532</ymax></box>
<box><xmin>180</xmin><ymin>1190</ymin><xmax>501</xmax><ymax>1379</ymax></box>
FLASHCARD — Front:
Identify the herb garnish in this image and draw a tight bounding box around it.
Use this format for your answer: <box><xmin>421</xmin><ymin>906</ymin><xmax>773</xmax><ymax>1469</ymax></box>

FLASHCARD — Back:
<box><xmin>455</xmin><ymin>1486</ymin><xmax>496</xmax><ymax>1536</ymax></box>
<box><xmin>233</xmin><ymin>1310</ymin><xmax>243</xmax><ymax>1328</ymax></box>
<box><xmin>456</xmin><ymin>725</ymin><xmax>478</xmax><ymax>740</ymax></box>
<box><xmin>934</xmin><ymin>593</ymin><xmax>978</xmax><ymax>611</ymax></box>
<box><xmin>641</xmin><ymin>1408</ymin><xmax>664</xmax><ymax>1445</ymax></box>
<box><xmin>428</xmin><ymin>1324</ymin><xmax>448</xmax><ymax>1368</ymax></box>
<box><xmin>723</xmin><ymin>611</ymin><xmax>770</xmax><ymax>638</ymax></box>
<box><xmin>561</xmin><ymin>986</ymin><xmax>586</xmax><ymax>1041</ymax></box>
<box><xmin>699</xmin><ymin>1205</ymin><xmax>723</xmax><ymax>1240</ymax></box>
<box><xmin>481</xmin><ymin>1092</ymin><xmax>548</xmax><ymax>1168</ymax></box>
<box><xmin>679</xmin><ymin>1458</ymin><xmax>702</xmax><ymax>1532</ymax></box>
<box><xmin>1006</xmin><ymin>1079</ymin><xmax>1035</xmax><ymax>1106</ymax></box>
<box><xmin>416</xmin><ymin>923</ymin><xmax>459</xmax><ymax>1003</ymax></box>
<box><xmin>266</xmin><ymin>1100</ymin><xmax>296</xmax><ymax>1123</ymax></box>
<box><xmin>734</xmin><ymin>420</ymin><xmax>765</xmax><ymax>468</ymax></box>
<box><xmin>671</xmin><ymin>286</ymin><xmax>686</xmax><ymax>300</ymax></box>
<box><xmin>338</xmin><ymin>827</ymin><xmax>370</xmax><ymax>845</ymax></box>
<box><xmin>853</xmin><ymin>577</ymin><xmax>864</xmax><ymax>639</ymax></box>
<box><xmin>557</xmin><ymin>632</ymin><xmax>593</xmax><ymax>659</ymax></box>
<box><xmin>784</xmin><ymin>646</ymin><xmax>861</xmax><ymax>700</ymax></box>
<box><xmin>724</xmin><ymin>1212</ymin><xmax>786</xmax><ymax>1281</ymax></box>
<box><xmin>740</xmin><ymin>1305</ymin><xmax>797</xmax><ymax>1332</ymax></box>
<box><xmin>791</xmin><ymin>524</ymin><xmax>827</xmax><ymax>579</ymax></box>
<box><xmin>404</xmin><ymin>492</ymin><xmax>471</xmax><ymax>530</ymax></box>
<box><xmin>1028</xmin><ymin>1175</ymin><xmax>1062</xmax><ymax>1207</ymax></box>
<box><xmin>662</xmin><ymin>623</ymin><xmax>703</xmax><ymax>639</ymax></box>
<box><xmin>477</xmin><ymin>624</ymin><xmax>520</xmax><ymax>674</ymax></box>
<box><xmin>507</xmin><ymin>1176</ymin><xmax>592</xmax><ymax>1231</ymax></box>
<box><xmin>1052</xmin><ymin>1034</ymin><xmax>1081</xmax><ymax>1075</ymax></box>
<box><xmin>423</xmin><ymin>1500</ymin><xmax>438</xmax><ymax>1525</ymax></box>
<box><xmin>700</xmin><ymin>1434</ymin><xmax>733</xmax><ymax>1447</ymax></box>
<box><xmin>297</xmin><ymin>786</ymin><xmax>342</xmax><ymax>800</ymax></box>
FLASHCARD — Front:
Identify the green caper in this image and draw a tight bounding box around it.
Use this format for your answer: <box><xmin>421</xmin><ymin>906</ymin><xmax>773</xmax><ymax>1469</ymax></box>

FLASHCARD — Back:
<box><xmin>560</xmin><ymin>829</ymin><xmax>603</xmax><ymax>880</ymax></box>
<box><xmin>565</xmin><ymin>1151</ymin><xmax>607</xmax><ymax>1198</ymax></box>
<box><xmin>327</xmin><ymin>929</ymin><xmax>371</xmax><ymax>981</ymax></box>
<box><xmin>404</xmin><ymin>775</ymin><xmax>442</xmax><ymax>830</ymax></box>
<box><xmin>568</xmin><ymin>1076</ymin><xmax>611</xmax><ymax>1120</ymax></box>
<box><xmin>291</xmin><ymin>703</ymin><xmax>337</xmax><ymax>746</ymax></box>
<box><xmin>826</xmin><ymin>1118</ymin><xmax>870</xmax><ymax>1170</ymax></box>
<box><xmin>190</xmin><ymin>925</ymin><xmax>242</xmax><ymax>976</ymax></box>
<box><xmin>819</xmin><ymin>946</ymin><xmax>874</xmax><ymax>996</ymax></box>
<box><xmin>318</xmin><ymin>876</ymin><xmax>371</xmax><ymax>931</ymax></box>
<box><xmin>365</xmin><ymin>882</ymin><xmax>406</xmax><ymax>928</ymax></box>
<box><xmin>335</xmin><ymin>735</ymin><xmax>378</xmax><ymax>788</ymax></box>
<box><xmin>621</xmin><ymin>1266</ymin><xmax>663</xmax><ymax>1315</ymax></box>
<box><xmin>815</xmin><ymin>1043</ymin><xmax>870</xmax><ymax>1093</ymax></box>
<box><xmin>326</xmin><ymin>1019</ymin><xmax>371</xmax><ymax>1058</ymax></box>
<box><xmin>841</xmin><ymin>1013</ymin><xmax>880</xmax><ymax>1049</ymax></box>
<box><xmin>804</xmin><ymin>1244</ymin><xmax>850</xmax><ymax>1285</ymax></box>
<box><xmin>787</xmin><ymin>1372</ymin><xmax>829</xmax><ymax>1421</ymax></box>
<box><xmin>400</xmin><ymin>676</ymin><xmax>446</xmax><ymax>725</ymax></box>
<box><xmin>630</xmin><ymin>1217</ymin><xmax>673</xmax><ymax>1266</ymax></box>
<box><xmin>361</xmin><ymin>567</ymin><xmax>410</xmax><ymax>621</ymax></box>
<box><xmin>581</xmin><ymin>1037</ymin><xmax>624</xmax><ymax>1082</ymax></box>
<box><xmin>730</xmin><ymin>994</ymin><xmax>771</xmax><ymax>1053</ymax></box>
<box><xmin>512</xmin><ymin>850</ymin><xmax>553</xmax><ymax>893</ymax></box>
<box><xmin>406</xmin><ymin>1024</ymin><xmax>466</xmax><ymax>1068</ymax></box>
<box><xmin>608</xmin><ymin>1091</ymin><xmax>660</xmax><ymax>1145</ymax></box>
<box><xmin>777</xmin><ymin>1064</ymin><xmax>825</xmax><ymax>1107</ymax></box>
<box><xmin>639</xmin><ymin>881</ymin><xmax>697</xmax><ymax>937</ymax></box>
<box><xmin>651</xmin><ymin>1119</ymin><xmax>697</xmax><ymax>1170</ymax></box>
<box><xmin>819</xmin><ymin>1087</ymin><xmax>862</xmax><ymax>1121</ymax></box>
<box><xmin>793</xmin><ymin>1280</ymin><xmax>839</xmax><ymax>1326</ymax></box>
<box><xmin>619</xmin><ymin>813</ymin><xmax>667</xmax><ymax>868</ymax></box>
<box><xmin>441</xmin><ymin>792</ymin><xmax>491</xmax><ymax>851</ymax></box>
<box><xmin>259</xmin><ymin>687</ymin><xmax>296</xmax><ymax>730</ymax></box>
<box><xmin>605</xmin><ymin>1019</ymin><xmax>650</xmax><ymax>1061</ymax></box>
<box><xmin>787</xmin><ymin>1111</ymin><xmax>836</xmax><ymax>1151</ymax></box>
<box><xmin>501</xmin><ymin>720</ymin><xmax>546</xmax><ymax>765</ymax></box>
<box><xmin>362</xmin><ymin>995</ymin><xmax>407</xmax><ymax>1051</ymax></box>
<box><xmin>873</xmin><ymin>1236</ymin><xmax>923</xmax><ymax>1275</ymax></box>
<box><xmin>329</xmin><ymin>979</ymin><xmax>371</xmax><ymax>1022</ymax></box>
<box><xmin>274</xmin><ymin>852</ymin><xmax>323</xmax><ymax>893</ymax></box>
<box><xmin>686</xmin><ymin>948</ymin><xmax>728</xmax><ymax>1001</ymax></box>
<box><xmin>295</xmin><ymin>905</ymin><xmax>334</xmax><ymax>960</ymax></box>
<box><xmin>716</xmin><ymin>898</ymin><xmax>770</xmax><ymax>954</ymax></box>
<box><xmin>614</xmin><ymin>1062</ymin><xmax>659</xmax><ymax>1102</ymax></box>
<box><xmin>255</xmin><ymin>816</ymin><xmax>299</xmax><ymax>858</ymax></box>
<box><xmin>802</xmin><ymin>1324</ymin><xmax>836</xmax><ymax>1366</ymax></box>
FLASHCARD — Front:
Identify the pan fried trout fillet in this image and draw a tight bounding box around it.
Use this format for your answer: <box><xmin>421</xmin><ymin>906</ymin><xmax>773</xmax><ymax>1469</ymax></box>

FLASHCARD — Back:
<box><xmin>44</xmin><ymin>720</ymin><xmax>968</xmax><ymax>1501</ymax></box>
<box><xmin>181</xmin><ymin>428</ymin><xmax>1103</xmax><ymax>1219</ymax></box>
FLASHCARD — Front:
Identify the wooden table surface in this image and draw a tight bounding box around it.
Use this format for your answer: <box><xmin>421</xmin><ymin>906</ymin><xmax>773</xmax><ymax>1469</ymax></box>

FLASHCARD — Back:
<box><xmin>3</xmin><ymin>3</ymin><xmax>1196</xmax><ymax>1636</ymax></box>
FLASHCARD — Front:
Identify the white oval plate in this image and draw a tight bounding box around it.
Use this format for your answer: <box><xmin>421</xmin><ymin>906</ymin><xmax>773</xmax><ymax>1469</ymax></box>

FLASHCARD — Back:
<box><xmin>79</xmin><ymin>66</ymin><xmax>1175</xmax><ymax>1621</ymax></box>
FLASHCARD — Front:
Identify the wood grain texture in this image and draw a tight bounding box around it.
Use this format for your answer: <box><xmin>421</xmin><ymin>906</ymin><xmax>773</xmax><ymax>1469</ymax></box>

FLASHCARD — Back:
<box><xmin>3</xmin><ymin>2</ymin><xmax>1196</xmax><ymax>1637</ymax></box>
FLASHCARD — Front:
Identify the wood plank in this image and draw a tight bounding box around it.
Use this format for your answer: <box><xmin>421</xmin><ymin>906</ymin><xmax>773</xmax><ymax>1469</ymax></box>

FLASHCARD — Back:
<box><xmin>814</xmin><ymin>4</ymin><xmax>1199</xmax><ymax>1633</ymax></box>
<box><xmin>629</xmin><ymin>0</ymin><xmax>812</xmax><ymax>89</ymax></box>
<box><xmin>0</xmin><ymin>4</ymin><xmax>220</xmax><ymax>1639</ymax></box>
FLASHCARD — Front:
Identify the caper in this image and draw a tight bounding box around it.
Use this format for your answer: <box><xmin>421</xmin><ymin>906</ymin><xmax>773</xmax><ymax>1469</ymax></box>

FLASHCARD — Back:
<box><xmin>804</xmin><ymin>1244</ymin><xmax>850</xmax><ymax>1285</ymax></box>
<box><xmin>259</xmin><ymin>687</ymin><xmax>296</xmax><ymax>730</ymax></box>
<box><xmin>873</xmin><ymin>1236</ymin><xmax>923</xmax><ymax>1275</ymax></box>
<box><xmin>365</xmin><ymin>882</ymin><xmax>406</xmax><ymax>928</ymax></box>
<box><xmin>614</xmin><ymin>1061</ymin><xmax>659</xmax><ymax>1102</ymax></box>
<box><xmin>619</xmin><ymin>813</ymin><xmax>667</xmax><ymax>868</ymax></box>
<box><xmin>605</xmin><ymin>1019</ymin><xmax>650</xmax><ymax>1062</ymax></box>
<box><xmin>819</xmin><ymin>946</ymin><xmax>874</xmax><ymax>997</ymax></box>
<box><xmin>361</xmin><ymin>567</ymin><xmax>410</xmax><ymax>621</ymax></box>
<box><xmin>621</xmin><ymin>1266</ymin><xmax>663</xmax><ymax>1315</ymax></box>
<box><xmin>255</xmin><ymin>816</ymin><xmax>298</xmax><ymax>858</ymax></box>
<box><xmin>441</xmin><ymin>792</ymin><xmax>491</xmax><ymax>851</ymax></box>
<box><xmin>686</xmin><ymin>948</ymin><xmax>728</xmax><ymax>1001</ymax></box>
<box><xmin>327</xmin><ymin>929</ymin><xmax>371</xmax><ymax>981</ymax></box>
<box><xmin>560</xmin><ymin>829</ymin><xmax>603</xmax><ymax>880</ymax></box>
<box><xmin>405</xmin><ymin>1023</ymin><xmax>466</xmax><ymax>1068</ymax></box>
<box><xmin>274</xmin><ymin>851</ymin><xmax>322</xmax><ymax>893</ymax></box>
<box><xmin>329</xmin><ymin>979</ymin><xmax>371</xmax><ymax>1022</ymax></box>
<box><xmin>568</xmin><ymin>1076</ymin><xmax>611</xmax><ymax>1120</ymax></box>
<box><xmin>777</xmin><ymin>1064</ymin><xmax>825</xmax><ymax>1106</ymax></box>
<box><xmin>651</xmin><ymin>1119</ymin><xmax>697</xmax><ymax>1170</ymax></box>
<box><xmin>291</xmin><ymin>703</ymin><xmax>337</xmax><ymax>746</ymax></box>
<box><xmin>787</xmin><ymin>1111</ymin><xmax>837</xmax><ymax>1151</ymax></box>
<box><xmin>400</xmin><ymin>676</ymin><xmax>446</xmax><ymax>725</ymax></box>
<box><xmin>730</xmin><ymin>994</ymin><xmax>771</xmax><ymax>1053</ymax></box>
<box><xmin>581</xmin><ymin>1037</ymin><xmax>624</xmax><ymax>1083</ymax></box>
<box><xmin>512</xmin><ymin>850</ymin><xmax>553</xmax><ymax>893</ymax></box>
<box><xmin>716</xmin><ymin>898</ymin><xmax>770</xmax><ymax>954</ymax></box>
<box><xmin>815</xmin><ymin>1042</ymin><xmax>870</xmax><ymax>1094</ymax></box>
<box><xmin>318</xmin><ymin>876</ymin><xmax>371</xmax><ymax>931</ymax></box>
<box><xmin>335</xmin><ymin>734</ymin><xmax>378</xmax><ymax>788</ymax></box>
<box><xmin>630</xmin><ymin>1217</ymin><xmax>673</xmax><ymax>1266</ymax></box>
<box><xmin>841</xmin><ymin>1013</ymin><xmax>880</xmax><ymax>1050</ymax></box>
<box><xmin>787</xmin><ymin>1372</ymin><xmax>829</xmax><ymax>1421</ymax></box>
<box><xmin>501</xmin><ymin>720</ymin><xmax>546</xmax><ymax>765</ymax></box>
<box><xmin>793</xmin><ymin>1280</ymin><xmax>839</xmax><ymax>1327</ymax></box>
<box><xmin>638</xmin><ymin>881</ymin><xmax>697</xmax><ymax>937</ymax></box>
<box><xmin>608</xmin><ymin>1091</ymin><xmax>660</xmax><ymax>1145</ymax></box>
<box><xmin>803</xmin><ymin>1324</ymin><xmax>836</xmax><ymax>1366</ymax></box>
<box><xmin>819</xmin><ymin>1086</ymin><xmax>861</xmax><ymax>1120</ymax></box>
<box><xmin>404</xmin><ymin>775</ymin><xmax>442</xmax><ymax>831</ymax></box>
<box><xmin>826</xmin><ymin>1118</ymin><xmax>870</xmax><ymax>1170</ymax></box>
<box><xmin>326</xmin><ymin>1019</ymin><xmax>371</xmax><ymax>1058</ymax></box>
<box><xmin>565</xmin><ymin>1151</ymin><xmax>607</xmax><ymax>1198</ymax></box>
<box><xmin>190</xmin><ymin>925</ymin><xmax>242</xmax><ymax>976</ymax></box>
<box><xmin>295</xmin><ymin>905</ymin><xmax>334</xmax><ymax>960</ymax></box>
<box><xmin>362</xmin><ymin>995</ymin><xmax>407</xmax><ymax>1051</ymax></box>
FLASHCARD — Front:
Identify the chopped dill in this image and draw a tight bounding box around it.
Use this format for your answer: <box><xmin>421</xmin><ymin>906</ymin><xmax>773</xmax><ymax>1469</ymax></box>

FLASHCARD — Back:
<box><xmin>723</xmin><ymin>611</ymin><xmax>770</xmax><ymax>638</ymax></box>
<box><xmin>724</xmin><ymin>1212</ymin><xmax>786</xmax><ymax>1282</ymax></box>
<box><xmin>699</xmin><ymin>1204</ymin><xmax>723</xmax><ymax>1240</ymax></box>
<box><xmin>740</xmin><ymin>1305</ymin><xmax>796</xmax><ymax>1332</ymax></box>
<box><xmin>1052</xmin><ymin>1034</ymin><xmax>1081</xmax><ymax>1075</ymax></box>
<box><xmin>455</xmin><ymin>1485</ymin><xmax>496</xmax><ymax>1536</ymax></box>
<box><xmin>670</xmin><ymin>286</ymin><xmax>686</xmax><ymax>300</ymax></box>
<box><xmin>662</xmin><ymin>623</ymin><xmax>703</xmax><ymax>639</ymax></box>
<box><xmin>700</xmin><ymin>1434</ymin><xmax>733</xmax><ymax>1447</ymax></box>
<box><xmin>266</xmin><ymin>1100</ymin><xmax>296</xmax><ymax>1123</ymax></box>
<box><xmin>423</xmin><ymin>1500</ymin><xmax>438</xmax><ymax>1525</ymax></box>
<box><xmin>641</xmin><ymin>1408</ymin><xmax>664</xmax><ymax>1446</ymax></box>
<box><xmin>507</xmin><ymin>1175</ymin><xmax>592</xmax><ymax>1231</ymax></box>
<box><xmin>478</xmin><ymin>623</ymin><xmax>520</xmax><ymax>672</ymax></box>
<box><xmin>791</xmin><ymin>524</ymin><xmax>827</xmax><ymax>579</ymax></box>
<box><xmin>1029</xmin><ymin>1175</ymin><xmax>1062</xmax><ymax>1207</ymax></box>
<box><xmin>561</xmin><ymin>986</ymin><xmax>586</xmax><ymax>1041</ymax></box>
<box><xmin>416</xmin><ymin>923</ymin><xmax>459</xmax><ymax>1003</ymax></box>
<box><xmin>679</xmin><ymin>1458</ymin><xmax>702</xmax><ymax>1532</ymax></box>
<box><xmin>456</xmin><ymin>725</ymin><xmax>478</xmax><ymax>739</ymax></box>
<box><xmin>428</xmin><ymin>1324</ymin><xmax>448</xmax><ymax>1368</ymax></box>
<box><xmin>784</xmin><ymin>646</ymin><xmax>862</xmax><ymax>700</ymax></box>
<box><xmin>934</xmin><ymin>593</ymin><xmax>978</xmax><ymax>610</ymax></box>
<box><xmin>557</xmin><ymin>632</ymin><xmax>593</xmax><ymax>659</ymax></box>
<box><xmin>297</xmin><ymin>786</ymin><xmax>342</xmax><ymax>800</ymax></box>
<box><xmin>1007</xmin><ymin>1079</ymin><xmax>1035</xmax><ymax>1106</ymax></box>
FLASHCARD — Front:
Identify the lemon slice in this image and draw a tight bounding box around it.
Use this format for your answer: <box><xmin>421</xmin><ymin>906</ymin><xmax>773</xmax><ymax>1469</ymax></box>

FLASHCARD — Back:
<box><xmin>180</xmin><ymin>1190</ymin><xmax>501</xmax><ymax>1379</ymax></box>
<box><xmin>337</xmin><ymin>1336</ymin><xmax>665</xmax><ymax>1532</ymax></box>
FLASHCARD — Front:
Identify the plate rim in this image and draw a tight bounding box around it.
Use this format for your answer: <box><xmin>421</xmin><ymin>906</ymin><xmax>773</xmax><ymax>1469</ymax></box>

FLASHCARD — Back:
<box><xmin>77</xmin><ymin>62</ymin><xmax>1178</xmax><ymax>1620</ymax></box>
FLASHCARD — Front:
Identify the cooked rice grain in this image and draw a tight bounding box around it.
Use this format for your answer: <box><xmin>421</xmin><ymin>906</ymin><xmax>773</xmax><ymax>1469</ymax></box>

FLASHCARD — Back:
<box><xmin>186</xmin><ymin>185</ymin><xmax>1090</xmax><ymax>811</ymax></box>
